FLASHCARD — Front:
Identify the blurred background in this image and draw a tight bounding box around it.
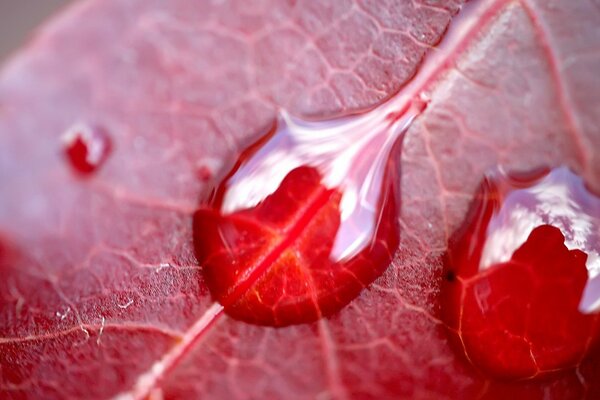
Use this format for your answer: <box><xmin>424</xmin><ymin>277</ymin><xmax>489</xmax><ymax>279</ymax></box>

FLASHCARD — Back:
<box><xmin>0</xmin><ymin>0</ymin><xmax>74</xmax><ymax>62</ymax></box>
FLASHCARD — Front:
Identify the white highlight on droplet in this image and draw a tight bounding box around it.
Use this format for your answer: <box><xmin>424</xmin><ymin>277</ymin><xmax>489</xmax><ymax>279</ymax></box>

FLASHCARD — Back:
<box><xmin>61</xmin><ymin>122</ymin><xmax>106</xmax><ymax>165</ymax></box>
<box><xmin>479</xmin><ymin>167</ymin><xmax>600</xmax><ymax>313</ymax></box>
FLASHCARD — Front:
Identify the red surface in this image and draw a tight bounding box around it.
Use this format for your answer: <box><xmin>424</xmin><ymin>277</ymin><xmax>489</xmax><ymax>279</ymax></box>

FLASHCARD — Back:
<box><xmin>442</xmin><ymin>167</ymin><xmax>600</xmax><ymax>380</ymax></box>
<box><xmin>1</xmin><ymin>0</ymin><xmax>600</xmax><ymax>399</ymax></box>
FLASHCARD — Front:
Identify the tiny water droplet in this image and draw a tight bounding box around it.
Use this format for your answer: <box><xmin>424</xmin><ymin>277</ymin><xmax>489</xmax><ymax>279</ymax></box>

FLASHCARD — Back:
<box><xmin>196</xmin><ymin>165</ymin><xmax>213</xmax><ymax>182</ymax></box>
<box><xmin>62</xmin><ymin>123</ymin><xmax>111</xmax><ymax>174</ymax></box>
<box><xmin>442</xmin><ymin>166</ymin><xmax>600</xmax><ymax>380</ymax></box>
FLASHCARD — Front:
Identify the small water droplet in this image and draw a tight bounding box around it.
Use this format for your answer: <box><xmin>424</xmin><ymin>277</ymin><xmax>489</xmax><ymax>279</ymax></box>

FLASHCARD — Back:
<box><xmin>196</xmin><ymin>165</ymin><xmax>213</xmax><ymax>182</ymax></box>
<box><xmin>442</xmin><ymin>166</ymin><xmax>600</xmax><ymax>380</ymax></box>
<box><xmin>62</xmin><ymin>123</ymin><xmax>111</xmax><ymax>174</ymax></box>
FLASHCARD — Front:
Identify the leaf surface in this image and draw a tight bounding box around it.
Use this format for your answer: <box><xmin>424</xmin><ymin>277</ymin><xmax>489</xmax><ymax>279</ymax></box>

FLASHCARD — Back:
<box><xmin>1</xmin><ymin>0</ymin><xmax>599</xmax><ymax>399</ymax></box>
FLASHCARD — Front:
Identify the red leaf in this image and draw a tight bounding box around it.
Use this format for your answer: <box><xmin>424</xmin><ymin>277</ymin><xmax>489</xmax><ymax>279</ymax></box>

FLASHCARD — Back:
<box><xmin>1</xmin><ymin>0</ymin><xmax>599</xmax><ymax>399</ymax></box>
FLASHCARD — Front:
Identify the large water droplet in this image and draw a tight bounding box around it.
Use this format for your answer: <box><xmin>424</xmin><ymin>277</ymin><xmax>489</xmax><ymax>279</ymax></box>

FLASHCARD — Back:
<box><xmin>442</xmin><ymin>166</ymin><xmax>600</xmax><ymax>380</ymax></box>
<box><xmin>62</xmin><ymin>123</ymin><xmax>111</xmax><ymax>174</ymax></box>
<box><xmin>193</xmin><ymin>98</ymin><xmax>428</xmax><ymax>326</ymax></box>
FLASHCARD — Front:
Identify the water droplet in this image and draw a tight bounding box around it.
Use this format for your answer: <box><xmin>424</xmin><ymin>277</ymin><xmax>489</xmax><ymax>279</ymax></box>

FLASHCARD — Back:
<box><xmin>196</xmin><ymin>165</ymin><xmax>213</xmax><ymax>182</ymax></box>
<box><xmin>442</xmin><ymin>166</ymin><xmax>600</xmax><ymax>380</ymax></box>
<box><xmin>62</xmin><ymin>123</ymin><xmax>111</xmax><ymax>174</ymax></box>
<box><xmin>193</xmin><ymin>99</ymin><xmax>427</xmax><ymax>326</ymax></box>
